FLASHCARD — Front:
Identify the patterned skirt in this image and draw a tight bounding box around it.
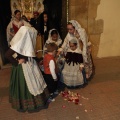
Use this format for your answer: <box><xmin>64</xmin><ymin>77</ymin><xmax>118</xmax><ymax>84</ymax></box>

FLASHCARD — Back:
<box><xmin>62</xmin><ymin>63</ymin><xmax>86</xmax><ymax>87</ymax></box>
<box><xmin>9</xmin><ymin>65</ymin><xmax>49</xmax><ymax>112</ymax></box>
<box><xmin>84</xmin><ymin>50</ymin><xmax>95</xmax><ymax>80</ymax></box>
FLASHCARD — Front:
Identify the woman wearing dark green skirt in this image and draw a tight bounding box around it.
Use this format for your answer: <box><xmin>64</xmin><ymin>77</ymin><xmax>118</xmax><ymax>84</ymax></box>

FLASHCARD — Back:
<box><xmin>5</xmin><ymin>26</ymin><xmax>49</xmax><ymax>112</ymax></box>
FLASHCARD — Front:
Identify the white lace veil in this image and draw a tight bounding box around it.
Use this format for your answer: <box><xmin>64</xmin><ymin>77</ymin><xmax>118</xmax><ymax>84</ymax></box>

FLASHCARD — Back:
<box><xmin>47</xmin><ymin>28</ymin><xmax>62</xmax><ymax>43</ymax></box>
<box><xmin>69</xmin><ymin>20</ymin><xmax>88</xmax><ymax>43</ymax></box>
<box><xmin>68</xmin><ymin>20</ymin><xmax>88</xmax><ymax>62</ymax></box>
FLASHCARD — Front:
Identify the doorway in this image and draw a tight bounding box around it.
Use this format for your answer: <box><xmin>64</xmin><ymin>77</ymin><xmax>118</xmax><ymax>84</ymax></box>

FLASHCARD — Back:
<box><xmin>0</xmin><ymin>0</ymin><xmax>11</xmax><ymax>67</ymax></box>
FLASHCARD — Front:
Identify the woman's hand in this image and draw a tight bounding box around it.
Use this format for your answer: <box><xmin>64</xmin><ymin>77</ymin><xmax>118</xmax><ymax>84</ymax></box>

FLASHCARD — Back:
<box><xmin>18</xmin><ymin>59</ymin><xmax>26</xmax><ymax>64</ymax></box>
<box><xmin>79</xmin><ymin>67</ymin><xmax>83</xmax><ymax>71</ymax></box>
<box><xmin>79</xmin><ymin>64</ymin><xmax>84</xmax><ymax>71</ymax></box>
<box><xmin>57</xmin><ymin>50</ymin><xmax>61</xmax><ymax>57</ymax></box>
<box><xmin>86</xmin><ymin>73</ymin><xmax>89</xmax><ymax>79</ymax></box>
<box><xmin>74</xmin><ymin>30</ymin><xmax>80</xmax><ymax>39</ymax></box>
<box><xmin>10</xmin><ymin>32</ymin><xmax>15</xmax><ymax>37</ymax></box>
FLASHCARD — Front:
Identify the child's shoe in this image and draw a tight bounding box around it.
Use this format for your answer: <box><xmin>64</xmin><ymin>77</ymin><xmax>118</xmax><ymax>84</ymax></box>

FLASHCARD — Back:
<box><xmin>48</xmin><ymin>94</ymin><xmax>55</xmax><ymax>102</ymax></box>
<box><xmin>48</xmin><ymin>97</ymin><xmax>55</xmax><ymax>102</ymax></box>
<box><xmin>54</xmin><ymin>90</ymin><xmax>59</xmax><ymax>95</ymax></box>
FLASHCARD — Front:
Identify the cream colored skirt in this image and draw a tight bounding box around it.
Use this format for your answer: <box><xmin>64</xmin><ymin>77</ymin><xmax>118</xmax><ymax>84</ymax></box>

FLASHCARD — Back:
<box><xmin>62</xmin><ymin>63</ymin><xmax>84</xmax><ymax>87</ymax></box>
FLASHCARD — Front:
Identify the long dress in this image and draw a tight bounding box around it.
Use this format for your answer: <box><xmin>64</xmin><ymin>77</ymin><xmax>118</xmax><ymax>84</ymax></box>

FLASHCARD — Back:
<box><xmin>62</xmin><ymin>48</ymin><xmax>86</xmax><ymax>87</ymax></box>
<box><xmin>6</xmin><ymin>26</ymin><xmax>49</xmax><ymax>112</ymax></box>
<box><xmin>5</xmin><ymin>49</ymin><xmax>49</xmax><ymax>112</ymax></box>
<box><xmin>59</xmin><ymin>20</ymin><xmax>94</xmax><ymax>80</ymax></box>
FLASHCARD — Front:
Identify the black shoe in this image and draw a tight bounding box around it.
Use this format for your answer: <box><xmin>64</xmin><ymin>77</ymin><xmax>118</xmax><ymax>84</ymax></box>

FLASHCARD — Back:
<box><xmin>17</xmin><ymin>109</ymin><xmax>26</xmax><ymax>113</ymax></box>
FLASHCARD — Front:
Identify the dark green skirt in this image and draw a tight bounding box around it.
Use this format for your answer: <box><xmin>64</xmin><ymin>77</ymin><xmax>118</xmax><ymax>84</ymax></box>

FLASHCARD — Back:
<box><xmin>9</xmin><ymin>64</ymin><xmax>49</xmax><ymax>112</ymax></box>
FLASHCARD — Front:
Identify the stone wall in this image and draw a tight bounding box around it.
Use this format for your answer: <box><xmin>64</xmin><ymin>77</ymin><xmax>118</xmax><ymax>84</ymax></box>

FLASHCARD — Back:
<box><xmin>96</xmin><ymin>0</ymin><xmax>120</xmax><ymax>58</ymax></box>
<box><xmin>68</xmin><ymin>0</ymin><xmax>103</xmax><ymax>58</ymax></box>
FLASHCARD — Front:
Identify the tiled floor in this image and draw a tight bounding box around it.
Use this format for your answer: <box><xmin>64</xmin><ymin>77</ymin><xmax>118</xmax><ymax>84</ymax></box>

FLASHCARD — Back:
<box><xmin>0</xmin><ymin>57</ymin><xmax>120</xmax><ymax>120</ymax></box>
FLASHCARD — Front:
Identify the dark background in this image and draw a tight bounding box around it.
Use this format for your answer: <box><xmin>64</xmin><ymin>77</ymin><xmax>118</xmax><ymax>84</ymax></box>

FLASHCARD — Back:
<box><xmin>0</xmin><ymin>0</ymin><xmax>63</xmax><ymax>65</ymax></box>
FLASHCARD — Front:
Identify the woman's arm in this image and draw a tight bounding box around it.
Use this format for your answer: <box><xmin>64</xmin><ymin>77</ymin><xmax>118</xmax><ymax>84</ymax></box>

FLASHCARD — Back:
<box><xmin>5</xmin><ymin>48</ymin><xmax>18</xmax><ymax>66</ymax></box>
<box><xmin>60</xmin><ymin>37</ymin><xmax>68</xmax><ymax>51</ymax></box>
<box><xmin>57</xmin><ymin>37</ymin><xmax>68</xmax><ymax>56</ymax></box>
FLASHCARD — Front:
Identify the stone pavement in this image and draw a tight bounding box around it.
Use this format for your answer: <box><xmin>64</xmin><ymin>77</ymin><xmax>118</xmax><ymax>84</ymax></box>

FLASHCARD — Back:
<box><xmin>0</xmin><ymin>57</ymin><xmax>120</xmax><ymax>120</ymax></box>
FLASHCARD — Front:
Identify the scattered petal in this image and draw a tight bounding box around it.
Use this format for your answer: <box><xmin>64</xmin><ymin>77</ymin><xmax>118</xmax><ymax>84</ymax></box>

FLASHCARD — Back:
<box><xmin>76</xmin><ymin>116</ymin><xmax>79</xmax><ymax>119</ymax></box>
<box><xmin>61</xmin><ymin>91</ymin><xmax>89</xmax><ymax>106</ymax></box>
<box><xmin>64</xmin><ymin>99</ymin><xmax>67</xmax><ymax>101</ymax></box>
<box><xmin>81</xmin><ymin>96</ymin><xmax>89</xmax><ymax>100</ymax></box>
<box><xmin>85</xmin><ymin>109</ymin><xmax>87</xmax><ymax>112</ymax></box>
<box><xmin>62</xmin><ymin>105</ymin><xmax>66</xmax><ymax>108</ymax></box>
<box><xmin>73</xmin><ymin>100</ymin><xmax>75</xmax><ymax>102</ymax></box>
<box><xmin>79</xmin><ymin>104</ymin><xmax>82</xmax><ymax>106</ymax></box>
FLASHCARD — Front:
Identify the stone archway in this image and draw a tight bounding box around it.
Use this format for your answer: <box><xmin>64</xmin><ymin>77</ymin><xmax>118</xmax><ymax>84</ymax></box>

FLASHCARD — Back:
<box><xmin>68</xmin><ymin>0</ymin><xmax>103</xmax><ymax>58</ymax></box>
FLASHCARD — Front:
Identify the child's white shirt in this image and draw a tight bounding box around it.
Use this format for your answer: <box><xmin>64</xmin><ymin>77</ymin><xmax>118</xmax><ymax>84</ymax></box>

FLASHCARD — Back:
<box><xmin>49</xmin><ymin>60</ymin><xmax>57</xmax><ymax>79</ymax></box>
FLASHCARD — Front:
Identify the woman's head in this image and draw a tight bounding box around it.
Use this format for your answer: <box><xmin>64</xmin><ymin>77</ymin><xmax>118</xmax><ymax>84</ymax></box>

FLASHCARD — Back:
<box><xmin>67</xmin><ymin>22</ymin><xmax>75</xmax><ymax>35</ymax></box>
<box><xmin>33</xmin><ymin>11</ymin><xmax>39</xmax><ymax>19</ymax></box>
<box><xmin>39</xmin><ymin>11</ymin><xmax>49</xmax><ymax>34</ymax></box>
<box><xmin>69</xmin><ymin>38</ymin><xmax>77</xmax><ymax>51</ymax></box>
<box><xmin>22</xmin><ymin>15</ymin><xmax>28</xmax><ymax>22</ymax></box>
<box><xmin>51</xmin><ymin>30</ymin><xmax>58</xmax><ymax>42</ymax></box>
<box><xmin>14</xmin><ymin>10</ymin><xmax>21</xmax><ymax>20</ymax></box>
<box><xmin>40</xmin><ymin>11</ymin><xmax>48</xmax><ymax>23</ymax></box>
<box><xmin>43</xmin><ymin>13</ymin><xmax>48</xmax><ymax>23</ymax></box>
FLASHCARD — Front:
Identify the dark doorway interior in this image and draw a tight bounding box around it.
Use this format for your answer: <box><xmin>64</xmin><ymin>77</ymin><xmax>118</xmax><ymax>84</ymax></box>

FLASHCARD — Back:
<box><xmin>43</xmin><ymin>0</ymin><xmax>62</xmax><ymax>36</ymax></box>
<box><xmin>43</xmin><ymin>0</ymin><xmax>67</xmax><ymax>39</ymax></box>
<box><xmin>0</xmin><ymin>0</ymin><xmax>11</xmax><ymax>65</ymax></box>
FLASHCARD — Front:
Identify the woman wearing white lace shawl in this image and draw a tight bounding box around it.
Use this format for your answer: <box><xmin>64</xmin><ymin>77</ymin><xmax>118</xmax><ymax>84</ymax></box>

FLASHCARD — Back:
<box><xmin>58</xmin><ymin>20</ymin><xmax>94</xmax><ymax>79</ymax></box>
<box><xmin>43</xmin><ymin>29</ymin><xmax>62</xmax><ymax>53</ymax></box>
<box><xmin>7</xmin><ymin>10</ymin><xmax>31</xmax><ymax>46</ymax></box>
<box><xmin>5</xmin><ymin>26</ymin><xmax>49</xmax><ymax>112</ymax></box>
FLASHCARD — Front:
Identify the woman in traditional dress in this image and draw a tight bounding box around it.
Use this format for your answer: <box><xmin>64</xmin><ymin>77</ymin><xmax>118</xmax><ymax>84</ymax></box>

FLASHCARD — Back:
<box><xmin>62</xmin><ymin>38</ymin><xmax>87</xmax><ymax>88</ymax></box>
<box><xmin>7</xmin><ymin>10</ymin><xmax>31</xmax><ymax>46</ymax></box>
<box><xmin>43</xmin><ymin>29</ymin><xmax>62</xmax><ymax>52</ymax></box>
<box><xmin>58</xmin><ymin>20</ymin><xmax>94</xmax><ymax>80</ymax></box>
<box><xmin>35</xmin><ymin>11</ymin><xmax>52</xmax><ymax>58</ymax></box>
<box><xmin>39</xmin><ymin>11</ymin><xmax>53</xmax><ymax>45</ymax></box>
<box><xmin>5</xmin><ymin>26</ymin><xmax>49</xmax><ymax>112</ymax></box>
